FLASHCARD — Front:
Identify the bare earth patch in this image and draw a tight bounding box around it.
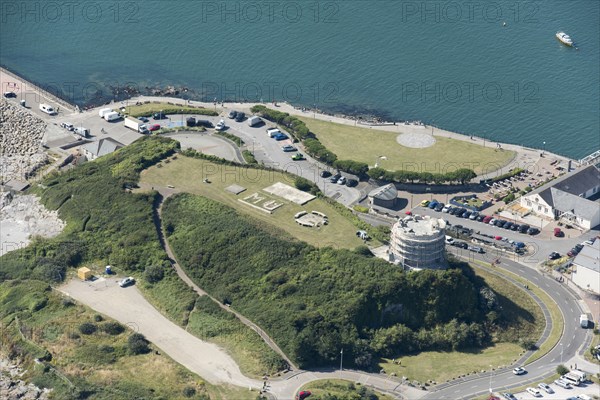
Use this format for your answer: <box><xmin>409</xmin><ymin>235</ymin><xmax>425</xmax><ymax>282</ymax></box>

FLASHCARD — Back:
<box><xmin>396</xmin><ymin>132</ymin><xmax>437</xmax><ymax>148</ymax></box>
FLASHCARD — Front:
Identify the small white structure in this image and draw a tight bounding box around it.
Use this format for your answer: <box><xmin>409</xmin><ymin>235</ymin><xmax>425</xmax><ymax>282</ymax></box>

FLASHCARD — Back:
<box><xmin>570</xmin><ymin>240</ymin><xmax>600</xmax><ymax>295</ymax></box>
<box><xmin>39</xmin><ymin>103</ymin><xmax>56</xmax><ymax>115</ymax></box>
<box><xmin>389</xmin><ymin>215</ymin><xmax>447</xmax><ymax>270</ymax></box>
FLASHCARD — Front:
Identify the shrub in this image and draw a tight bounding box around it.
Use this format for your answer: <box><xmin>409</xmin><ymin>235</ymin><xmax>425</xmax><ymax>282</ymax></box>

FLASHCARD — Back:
<box><xmin>128</xmin><ymin>333</ymin><xmax>150</xmax><ymax>355</ymax></box>
<box><xmin>102</xmin><ymin>322</ymin><xmax>125</xmax><ymax>335</ymax></box>
<box><xmin>183</xmin><ymin>387</ymin><xmax>196</xmax><ymax>398</ymax></box>
<box><xmin>94</xmin><ymin>314</ymin><xmax>103</xmax><ymax>322</ymax></box>
<box><xmin>556</xmin><ymin>364</ymin><xmax>569</xmax><ymax>375</ymax></box>
<box><xmin>353</xmin><ymin>205</ymin><xmax>369</xmax><ymax>213</ymax></box>
<box><xmin>354</xmin><ymin>245</ymin><xmax>373</xmax><ymax>257</ymax></box>
<box><xmin>144</xmin><ymin>265</ymin><xmax>165</xmax><ymax>284</ymax></box>
<box><xmin>502</xmin><ymin>193</ymin><xmax>515</xmax><ymax>203</ymax></box>
<box><xmin>294</xmin><ymin>177</ymin><xmax>320</xmax><ymax>195</ymax></box>
<box><xmin>79</xmin><ymin>322</ymin><xmax>97</xmax><ymax>335</ymax></box>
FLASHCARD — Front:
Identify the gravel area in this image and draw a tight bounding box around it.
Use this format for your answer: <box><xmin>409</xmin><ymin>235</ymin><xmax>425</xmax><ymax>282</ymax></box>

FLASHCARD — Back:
<box><xmin>396</xmin><ymin>132</ymin><xmax>437</xmax><ymax>148</ymax></box>
<box><xmin>0</xmin><ymin>193</ymin><xmax>65</xmax><ymax>256</ymax></box>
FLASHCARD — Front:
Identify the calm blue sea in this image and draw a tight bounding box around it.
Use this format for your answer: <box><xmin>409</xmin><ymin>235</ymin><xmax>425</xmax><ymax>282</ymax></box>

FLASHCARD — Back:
<box><xmin>1</xmin><ymin>0</ymin><xmax>598</xmax><ymax>158</ymax></box>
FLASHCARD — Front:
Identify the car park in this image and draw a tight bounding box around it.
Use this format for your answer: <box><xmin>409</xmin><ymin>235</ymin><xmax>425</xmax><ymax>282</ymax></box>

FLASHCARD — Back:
<box><xmin>554</xmin><ymin>379</ymin><xmax>572</xmax><ymax>389</ymax></box>
<box><xmin>337</xmin><ymin>176</ymin><xmax>347</xmax><ymax>185</ymax></box>
<box><xmin>346</xmin><ymin>178</ymin><xmax>358</xmax><ymax>187</ymax></box>
<box><xmin>228</xmin><ymin>110</ymin><xmax>237</xmax><ymax>118</ymax></box>
<box><xmin>320</xmin><ymin>170</ymin><xmax>332</xmax><ymax>178</ymax></box>
<box><xmin>119</xmin><ymin>277</ymin><xmax>135</xmax><ymax>287</ymax></box>
<box><xmin>537</xmin><ymin>383</ymin><xmax>553</xmax><ymax>394</ymax></box>
<box><xmin>435</xmin><ymin>203</ymin><xmax>445</xmax><ymax>212</ymax></box>
<box><xmin>148</xmin><ymin>124</ymin><xmax>161</xmax><ymax>131</ymax></box>
<box><xmin>526</xmin><ymin>387</ymin><xmax>541</xmax><ymax>397</ymax></box>
<box><xmin>513</xmin><ymin>367</ymin><xmax>526</xmax><ymax>375</ymax></box>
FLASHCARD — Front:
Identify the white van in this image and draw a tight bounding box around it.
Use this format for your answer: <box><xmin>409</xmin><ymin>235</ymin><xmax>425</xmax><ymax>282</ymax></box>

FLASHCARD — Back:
<box><xmin>74</xmin><ymin>127</ymin><xmax>90</xmax><ymax>138</ymax></box>
<box><xmin>103</xmin><ymin>111</ymin><xmax>121</xmax><ymax>122</ymax></box>
<box><xmin>98</xmin><ymin>107</ymin><xmax>113</xmax><ymax>118</ymax></box>
<box><xmin>248</xmin><ymin>116</ymin><xmax>262</xmax><ymax>126</ymax></box>
<box><xmin>267</xmin><ymin>128</ymin><xmax>281</xmax><ymax>137</ymax></box>
<box><xmin>561</xmin><ymin>373</ymin><xmax>581</xmax><ymax>386</ymax></box>
<box><xmin>39</xmin><ymin>103</ymin><xmax>56</xmax><ymax>115</ymax></box>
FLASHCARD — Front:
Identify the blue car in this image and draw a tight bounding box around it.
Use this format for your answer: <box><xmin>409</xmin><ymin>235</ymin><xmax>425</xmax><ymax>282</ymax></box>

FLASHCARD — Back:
<box><xmin>273</xmin><ymin>133</ymin><xmax>288</xmax><ymax>141</ymax></box>
<box><xmin>138</xmin><ymin>116</ymin><xmax>149</xmax><ymax>123</ymax></box>
<box><xmin>428</xmin><ymin>200</ymin><xmax>439</xmax><ymax>209</ymax></box>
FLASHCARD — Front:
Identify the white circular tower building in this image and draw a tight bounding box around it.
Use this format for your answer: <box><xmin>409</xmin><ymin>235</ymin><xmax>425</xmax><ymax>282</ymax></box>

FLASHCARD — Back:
<box><xmin>390</xmin><ymin>215</ymin><xmax>447</xmax><ymax>270</ymax></box>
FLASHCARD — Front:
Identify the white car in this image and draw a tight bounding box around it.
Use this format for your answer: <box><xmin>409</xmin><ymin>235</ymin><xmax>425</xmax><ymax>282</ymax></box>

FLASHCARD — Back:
<box><xmin>118</xmin><ymin>277</ymin><xmax>135</xmax><ymax>287</ymax></box>
<box><xmin>337</xmin><ymin>176</ymin><xmax>347</xmax><ymax>185</ymax></box>
<box><xmin>215</xmin><ymin>119</ymin><xmax>226</xmax><ymax>131</ymax></box>
<box><xmin>526</xmin><ymin>387</ymin><xmax>541</xmax><ymax>397</ymax></box>
<box><xmin>554</xmin><ymin>379</ymin><xmax>572</xmax><ymax>389</ymax></box>
<box><xmin>442</xmin><ymin>205</ymin><xmax>452</xmax><ymax>213</ymax></box>
<box><xmin>512</xmin><ymin>367</ymin><xmax>526</xmax><ymax>375</ymax></box>
<box><xmin>537</xmin><ymin>383</ymin><xmax>553</xmax><ymax>394</ymax></box>
<box><xmin>60</xmin><ymin>122</ymin><xmax>74</xmax><ymax>131</ymax></box>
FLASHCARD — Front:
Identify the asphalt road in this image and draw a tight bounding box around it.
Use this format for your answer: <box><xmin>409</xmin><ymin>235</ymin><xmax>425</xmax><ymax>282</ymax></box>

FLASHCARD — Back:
<box><xmin>424</xmin><ymin>249</ymin><xmax>593</xmax><ymax>400</ymax></box>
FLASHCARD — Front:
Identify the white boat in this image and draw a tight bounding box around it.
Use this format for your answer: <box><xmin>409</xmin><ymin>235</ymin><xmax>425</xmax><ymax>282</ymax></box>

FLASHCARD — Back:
<box><xmin>556</xmin><ymin>31</ymin><xmax>573</xmax><ymax>47</ymax></box>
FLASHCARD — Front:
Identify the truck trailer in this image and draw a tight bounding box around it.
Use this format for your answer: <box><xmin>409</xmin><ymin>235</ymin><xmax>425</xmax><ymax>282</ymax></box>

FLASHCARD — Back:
<box><xmin>124</xmin><ymin>116</ymin><xmax>147</xmax><ymax>133</ymax></box>
<box><xmin>98</xmin><ymin>108</ymin><xmax>113</xmax><ymax>118</ymax></box>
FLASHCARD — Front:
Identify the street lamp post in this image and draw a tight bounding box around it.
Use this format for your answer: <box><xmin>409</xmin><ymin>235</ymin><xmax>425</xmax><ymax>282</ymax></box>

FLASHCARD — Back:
<box><xmin>340</xmin><ymin>349</ymin><xmax>343</xmax><ymax>371</ymax></box>
<box><xmin>489</xmin><ymin>365</ymin><xmax>493</xmax><ymax>394</ymax></box>
<box><xmin>542</xmin><ymin>141</ymin><xmax>546</xmax><ymax>156</ymax></box>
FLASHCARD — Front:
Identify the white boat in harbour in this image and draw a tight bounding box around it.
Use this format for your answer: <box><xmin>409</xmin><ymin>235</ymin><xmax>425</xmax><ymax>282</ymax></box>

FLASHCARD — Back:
<box><xmin>556</xmin><ymin>31</ymin><xmax>573</xmax><ymax>47</ymax></box>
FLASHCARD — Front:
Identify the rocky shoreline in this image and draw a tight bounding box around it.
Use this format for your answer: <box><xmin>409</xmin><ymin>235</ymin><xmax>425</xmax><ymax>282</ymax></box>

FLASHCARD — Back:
<box><xmin>0</xmin><ymin>358</ymin><xmax>50</xmax><ymax>400</ymax></box>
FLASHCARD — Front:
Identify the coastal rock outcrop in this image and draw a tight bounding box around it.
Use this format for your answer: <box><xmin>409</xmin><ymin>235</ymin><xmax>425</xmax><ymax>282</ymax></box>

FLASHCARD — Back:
<box><xmin>0</xmin><ymin>358</ymin><xmax>51</xmax><ymax>400</ymax></box>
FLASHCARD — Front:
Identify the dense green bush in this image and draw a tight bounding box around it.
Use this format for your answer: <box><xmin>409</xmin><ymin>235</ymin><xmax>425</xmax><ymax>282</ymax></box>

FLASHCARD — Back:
<box><xmin>144</xmin><ymin>265</ymin><xmax>165</xmax><ymax>283</ymax></box>
<box><xmin>102</xmin><ymin>322</ymin><xmax>125</xmax><ymax>335</ymax></box>
<box><xmin>556</xmin><ymin>364</ymin><xmax>569</xmax><ymax>375</ymax></box>
<box><xmin>162</xmin><ymin>194</ymin><xmax>494</xmax><ymax>368</ymax></box>
<box><xmin>242</xmin><ymin>150</ymin><xmax>257</xmax><ymax>164</ymax></box>
<box><xmin>79</xmin><ymin>322</ymin><xmax>97</xmax><ymax>335</ymax></box>
<box><xmin>294</xmin><ymin>176</ymin><xmax>320</xmax><ymax>195</ymax></box>
<box><xmin>368</xmin><ymin>167</ymin><xmax>477</xmax><ymax>185</ymax></box>
<box><xmin>333</xmin><ymin>160</ymin><xmax>369</xmax><ymax>177</ymax></box>
<box><xmin>128</xmin><ymin>333</ymin><xmax>150</xmax><ymax>355</ymax></box>
<box><xmin>503</xmin><ymin>193</ymin><xmax>516</xmax><ymax>203</ymax></box>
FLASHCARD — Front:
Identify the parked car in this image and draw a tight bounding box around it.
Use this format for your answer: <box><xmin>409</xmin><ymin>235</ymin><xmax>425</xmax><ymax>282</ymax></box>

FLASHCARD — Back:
<box><xmin>527</xmin><ymin>227</ymin><xmax>540</xmax><ymax>235</ymax></box>
<box><xmin>518</xmin><ymin>224</ymin><xmax>530</xmax><ymax>233</ymax></box>
<box><xmin>554</xmin><ymin>379</ymin><xmax>572</xmax><ymax>389</ymax></box>
<box><xmin>468</xmin><ymin>246</ymin><xmax>485</xmax><ymax>253</ymax></box>
<box><xmin>495</xmin><ymin>220</ymin><xmax>506</xmax><ymax>227</ymax></box>
<box><xmin>60</xmin><ymin>122</ymin><xmax>74</xmax><ymax>131</ymax></box>
<box><xmin>482</xmin><ymin>215</ymin><xmax>493</xmax><ymax>224</ymax></box>
<box><xmin>320</xmin><ymin>170</ymin><xmax>332</xmax><ymax>178</ymax></box>
<box><xmin>215</xmin><ymin>119</ymin><xmax>226</xmax><ymax>131</ymax></box>
<box><xmin>330</xmin><ymin>173</ymin><xmax>341</xmax><ymax>183</ymax></box>
<box><xmin>488</xmin><ymin>218</ymin><xmax>497</xmax><ymax>225</ymax></box>
<box><xmin>449</xmin><ymin>207</ymin><xmax>460</xmax><ymax>215</ymax></box>
<box><xmin>235</xmin><ymin>111</ymin><xmax>246</xmax><ymax>122</ymax></box>
<box><xmin>503</xmin><ymin>222</ymin><xmax>514</xmax><ymax>230</ymax></box>
<box><xmin>196</xmin><ymin>119</ymin><xmax>214</xmax><ymax>128</ymax></box>
<box><xmin>148</xmin><ymin>124</ymin><xmax>161</xmax><ymax>131</ymax></box>
<box><xmin>138</xmin><ymin>116</ymin><xmax>149</xmax><ymax>123</ymax></box>
<box><xmin>434</xmin><ymin>203</ymin><xmax>445</xmax><ymax>212</ymax></box>
<box><xmin>273</xmin><ymin>133</ymin><xmax>288</xmax><ymax>141</ymax></box>
<box><xmin>554</xmin><ymin>227</ymin><xmax>564</xmax><ymax>237</ymax></box>
<box><xmin>469</xmin><ymin>211</ymin><xmax>479</xmax><ymax>220</ymax></box>
<box><xmin>428</xmin><ymin>200</ymin><xmax>439</xmax><ymax>209</ymax></box>
<box><xmin>3</xmin><ymin>91</ymin><xmax>17</xmax><ymax>98</ymax></box>
<box><xmin>346</xmin><ymin>178</ymin><xmax>358</xmax><ymax>187</ymax></box>
<box><xmin>281</xmin><ymin>144</ymin><xmax>297</xmax><ymax>152</ymax></box>
<box><xmin>537</xmin><ymin>383</ymin><xmax>553</xmax><ymax>394</ymax></box>
<box><xmin>291</xmin><ymin>153</ymin><xmax>305</xmax><ymax>160</ymax></box>
<box><xmin>502</xmin><ymin>393</ymin><xmax>517</xmax><ymax>400</ymax></box>
<box><xmin>548</xmin><ymin>252</ymin><xmax>561</xmax><ymax>260</ymax></box>
<box><xmin>512</xmin><ymin>367</ymin><xmax>526</xmax><ymax>375</ymax></box>
<box><xmin>228</xmin><ymin>110</ymin><xmax>237</xmax><ymax>119</ymax></box>
<box><xmin>420</xmin><ymin>200</ymin><xmax>430</xmax><ymax>207</ymax></box>
<box><xmin>463</xmin><ymin>211</ymin><xmax>472</xmax><ymax>219</ymax></box>
<box><xmin>442</xmin><ymin>205</ymin><xmax>452</xmax><ymax>213</ymax></box>
<box><xmin>476</xmin><ymin>214</ymin><xmax>486</xmax><ymax>222</ymax></box>
<box><xmin>119</xmin><ymin>277</ymin><xmax>135</xmax><ymax>287</ymax></box>
<box><xmin>453</xmin><ymin>241</ymin><xmax>468</xmax><ymax>249</ymax></box>
<box><xmin>526</xmin><ymin>387</ymin><xmax>541</xmax><ymax>397</ymax></box>
<box><xmin>510</xmin><ymin>223</ymin><xmax>520</xmax><ymax>231</ymax></box>
<box><xmin>152</xmin><ymin>112</ymin><xmax>167</xmax><ymax>120</ymax></box>
<box><xmin>337</xmin><ymin>176</ymin><xmax>347</xmax><ymax>185</ymax></box>
<box><xmin>296</xmin><ymin>390</ymin><xmax>312</xmax><ymax>400</ymax></box>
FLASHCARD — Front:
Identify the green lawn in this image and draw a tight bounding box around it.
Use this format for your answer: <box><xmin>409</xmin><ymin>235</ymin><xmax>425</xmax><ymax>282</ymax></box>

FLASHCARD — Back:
<box><xmin>298</xmin><ymin>117</ymin><xmax>515</xmax><ymax>175</ymax></box>
<box><xmin>298</xmin><ymin>379</ymin><xmax>395</xmax><ymax>400</ymax></box>
<box><xmin>139</xmin><ymin>156</ymin><xmax>370</xmax><ymax>248</ymax></box>
<box><xmin>122</xmin><ymin>101</ymin><xmax>219</xmax><ymax>117</ymax></box>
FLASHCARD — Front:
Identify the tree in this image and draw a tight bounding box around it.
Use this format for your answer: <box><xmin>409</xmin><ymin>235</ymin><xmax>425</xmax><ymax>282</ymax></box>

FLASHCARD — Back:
<box><xmin>144</xmin><ymin>265</ymin><xmax>164</xmax><ymax>283</ymax></box>
<box><xmin>453</xmin><ymin>169</ymin><xmax>477</xmax><ymax>184</ymax></box>
<box><xmin>102</xmin><ymin>321</ymin><xmax>125</xmax><ymax>335</ymax></box>
<box><xmin>79</xmin><ymin>322</ymin><xmax>97</xmax><ymax>335</ymax></box>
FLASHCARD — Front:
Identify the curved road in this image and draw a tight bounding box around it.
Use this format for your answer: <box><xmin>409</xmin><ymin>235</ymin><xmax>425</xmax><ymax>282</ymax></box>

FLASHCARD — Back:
<box><xmin>424</xmin><ymin>248</ymin><xmax>593</xmax><ymax>399</ymax></box>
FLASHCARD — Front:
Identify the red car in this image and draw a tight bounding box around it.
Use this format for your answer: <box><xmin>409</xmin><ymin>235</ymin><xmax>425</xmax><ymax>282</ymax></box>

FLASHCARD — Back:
<box><xmin>296</xmin><ymin>391</ymin><xmax>311</xmax><ymax>400</ymax></box>
<box><xmin>553</xmin><ymin>227</ymin><xmax>563</xmax><ymax>237</ymax></box>
<box><xmin>148</xmin><ymin>124</ymin><xmax>161</xmax><ymax>131</ymax></box>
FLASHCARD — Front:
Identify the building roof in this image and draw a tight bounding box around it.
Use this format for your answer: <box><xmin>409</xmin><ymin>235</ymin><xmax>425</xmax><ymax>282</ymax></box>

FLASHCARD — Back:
<box><xmin>528</xmin><ymin>165</ymin><xmax>600</xmax><ymax>203</ymax></box>
<box><xmin>368</xmin><ymin>183</ymin><xmax>397</xmax><ymax>201</ymax></box>
<box><xmin>573</xmin><ymin>240</ymin><xmax>600</xmax><ymax>273</ymax></box>
<box><xmin>83</xmin><ymin>137</ymin><xmax>124</xmax><ymax>158</ymax></box>
<box><xmin>393</xmin><ymin>215</ymin><xmax>446</xmax><ymax>236</ymax></box>
<box><xmin>550</xmin><ymin>188</ymin><xmax>600</xmax><ymax>221</ymax></box>
<box><xmin>3</xmin><ymin>179</ymin><xmax>30</xmax><ymax>192</ymax></box>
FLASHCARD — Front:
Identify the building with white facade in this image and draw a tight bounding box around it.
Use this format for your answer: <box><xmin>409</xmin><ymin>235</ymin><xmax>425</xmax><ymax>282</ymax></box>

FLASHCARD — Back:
<box><xmin>520</xmin><ymin>165</ymin><xmax>600</xmax><ymax>229</ymax></box>
<box><xmin>389</xmin><ymin>215</ymin><xmax>447</xmax><ymax>270</ymax></box>
<box><xmin>570</xmin><ymin>240</ymin><xmax>600</xmax><ymax>295</ymax></box>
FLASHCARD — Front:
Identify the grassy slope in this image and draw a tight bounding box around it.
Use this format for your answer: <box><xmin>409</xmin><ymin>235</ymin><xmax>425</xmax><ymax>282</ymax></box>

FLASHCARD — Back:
<box><xmin>299</xmin><ymin>117</ymin><xmax>515</xmax><ymax>175</ymax></box>
<box><xmin>299</xmin><ymin>379</ymin><xmax>395</xmax><ymax>400</ymax></box>
<box><xmin>123</xmin><ymin>102</ymin><xmax>218</xmax><ymax>117</ymax></box>
<box><xmin>139</xmin><ymin>156</ymin><xmax>369</xmax><ymax>248</ymax></box>
<box><xmin>0</xmin><ymin>280</ymin><xmax>252</xmax><ymax>400</ymax></box>
<box><xmin>379</xmin><ymin>265</ymin><xmax>543</xmax><ymax>383</ymax></box>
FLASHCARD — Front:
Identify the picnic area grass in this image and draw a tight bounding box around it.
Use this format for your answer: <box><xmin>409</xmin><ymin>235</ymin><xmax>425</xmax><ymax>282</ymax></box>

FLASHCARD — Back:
<box><xmin>138</xmin><ymin>156</ymin><xmax>371</xmax><ymax>249</ymax></box>
<box><xmin>378</xmin><ymin>264</ymin><xmax>545</xmax><ymax>384</ymax></box>
<box><xmin>298</xmin><ymin>379</ymin><xmax>395</xmax><ymax>400</ymax></box>
<box><xmin>122</xmin><ymin>101</ymin><xmax>218</xmax><ymax>117</ymax></box>
<box><xmin>298</xmin><ymin>117</ymin><xmax>515</xmax><ymax>175</ymax></box>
